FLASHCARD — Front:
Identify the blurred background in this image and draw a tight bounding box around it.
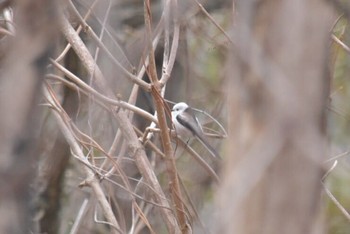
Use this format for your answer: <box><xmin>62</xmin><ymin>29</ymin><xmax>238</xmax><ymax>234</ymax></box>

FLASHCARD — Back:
<box><xmin>328</xmin><ymin>13</ymin><xmax>350</xmax><ymax>234</ymax></box>
<box><xmin>0</xmin><ymin>0</ymin><xmax>349</xmax><ymax>233</ymax></box>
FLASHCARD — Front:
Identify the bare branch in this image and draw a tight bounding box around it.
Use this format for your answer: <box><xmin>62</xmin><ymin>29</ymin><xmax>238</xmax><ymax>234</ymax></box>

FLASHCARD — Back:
<box><xmin>144</xmin><ymin>0</ymin><xmax>186</xmax><ymax>231</ymax></box>
<box><xmin>49</xmin><ymin>60</ymin><xmax>157</xmax><ymax>123</ymax></box>
<box><xmin>43</xmin><ymin>85</ymin><xmax>121</xmax><ymax>233</ymax></box>
<box><xmin>332</xmin><ymin>34</ymin><xmax>350</xmax><ymax>54</ymax></box>
<box><xmin>64</xmin><ymin>2</ymin><xmax>151</xmax><ymax>91</ymax></box>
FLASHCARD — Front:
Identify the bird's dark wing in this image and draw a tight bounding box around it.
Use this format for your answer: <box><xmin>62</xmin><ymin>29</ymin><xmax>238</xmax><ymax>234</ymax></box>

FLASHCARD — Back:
<box><xmin>176</xmin><ymin>108</ymin><xmax>201</xmax><ymax>136</ymax></box>
<box><xmin>177</xmin><ymin>108</ymin><xmax>221</xmax><ymax>159</ymax></box>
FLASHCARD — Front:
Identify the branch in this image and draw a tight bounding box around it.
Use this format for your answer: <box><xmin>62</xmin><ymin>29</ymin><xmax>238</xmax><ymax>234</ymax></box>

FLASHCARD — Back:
<box><xmin>144</xmin><ymin>0</ymin><xmax>186</xmax><ymax>232</ymax></box>
<box><xmin>58</xmin><ymin>10</ymin><xmax>180</xmax><ymax>233</ymax></box>
<box><xmin>332</xmin><ymin>34</ymin><xmax>350</xmax><ymax>54</ymax></box>
<box><xmin>48</xmin><ymin>60</ymin><xmax>157</xmax><ymax>123</ymax></box>
<box><xmin>43</xmin><ymin>85</ymin><xmax>121</xmax><ymax>233</ymax></box>
<box><xmin>64</xmin><ymin>2</ymin><xmax>151</xmax><ymax>91</ymax></box>
<box><xmin>159</xmin><ymin>0</ymin><xmax>180</xmax><ymax>86</ymax></box>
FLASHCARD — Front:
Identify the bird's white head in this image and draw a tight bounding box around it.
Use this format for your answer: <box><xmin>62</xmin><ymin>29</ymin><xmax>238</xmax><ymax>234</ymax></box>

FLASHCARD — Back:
<box><xmin>172</xmin><ymin>102</ymin><xmax>188</xmax><ymax>114</ymax></box>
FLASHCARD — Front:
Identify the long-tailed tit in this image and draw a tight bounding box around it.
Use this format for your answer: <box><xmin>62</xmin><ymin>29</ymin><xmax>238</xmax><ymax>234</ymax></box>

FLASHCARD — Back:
<box><xmin>171</xmin><ymin>102</ymin><xmax>220</xmax><ymax>159</ymax></box>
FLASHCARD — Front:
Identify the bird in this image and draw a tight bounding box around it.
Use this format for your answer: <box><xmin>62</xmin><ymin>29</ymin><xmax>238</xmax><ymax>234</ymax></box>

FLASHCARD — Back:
<box><xmin>171</xmin><ymin>102</ymin><xmax>220</xmax><ymax>159</ymax></box>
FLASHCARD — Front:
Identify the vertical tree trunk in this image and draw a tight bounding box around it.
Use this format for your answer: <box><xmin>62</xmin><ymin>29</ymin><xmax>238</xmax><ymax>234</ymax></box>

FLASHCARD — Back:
<box><xmin>216</xmin><ymin>0</ymin><xmax>333</xmax><ymax>233</ymax></box>
<box><xmin>0</xmin><ymin>0</ymin><xmax>59</xmax><ymax>233</ymax></box>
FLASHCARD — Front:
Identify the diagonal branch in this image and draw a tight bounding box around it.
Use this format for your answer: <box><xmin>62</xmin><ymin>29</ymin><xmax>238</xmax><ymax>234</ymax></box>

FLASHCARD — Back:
<box><xmin>58</xmin><ymin>10</ymin><xmax>180</xmax><ymax>233</ymax></box>
<box><xmin>43</xmin><ymin>85</ymin><xmax>122</xmax><ymax>233</ymax></box>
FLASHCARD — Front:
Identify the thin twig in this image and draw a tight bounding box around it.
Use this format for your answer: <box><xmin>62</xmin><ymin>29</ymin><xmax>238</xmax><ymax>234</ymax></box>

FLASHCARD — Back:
<box><xmin>160</xmin><ymin>0</ymin><xmax>180</xmax><ymax>86</ymax></box>
<box><xmin>323</xmin><ymin>184</ymin><xmax>350</xmax><ymax>222</ymax></box>
<box><xmin>65</xmin><ymin>3</ymin><xmax>151</xmax><ymax>91</ymax></box>
<box><xmin>93</xmin><ymin>207</ymin><xmax>123</xmax><ymax>233</ymax></box>
<box><xmin>322</xmin><ymin>160</ymin><xmax>350</xmax><ymax>222</ymax></box>
<box><xmin>175</xmin><ymin>138</ymin><xmax>220</xmax><ymax>183</ymax></box>
<box><xmin>178</xmin><ymin>176</ymin><xmax>211</xmax><ymax>234</ymax></box>
<box><xmin>49</xmin><ymin>60</ymin><xmax>158</xmax><ymax>123</ymax></box>
<box><xmin>69</xmin><ymin>199</ymin><xmax>89</xmax><ymax>234</ymax></box>
<box><xmin>332</xmin><ymin>34</ymin><xmax>350</xmax><ymax>54</ymax></box>
<box><xmin>324</xmin><ymin>151</ymin><xmax>350</xmax><ymax>163</ymax></box>
<box><xmin>193</xmin><ymin>0</ymin><xmax>233</xmax><ymax>45</ymax></box>
<box><xmin>55</xmin><ymin>0</ymin><xmax>100</xmax><ymax>62</ymax></box>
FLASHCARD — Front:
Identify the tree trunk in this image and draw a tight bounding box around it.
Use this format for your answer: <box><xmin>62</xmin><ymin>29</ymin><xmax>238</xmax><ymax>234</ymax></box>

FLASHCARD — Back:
<box><xmin>216</xmin><ymin>0</ymin><xmax>333</xmax><ymax>233</ymax></box>
<box><xmin>0</xmin><ymin>0</ymin><xmax>59</xmax><ymax>233</ymax></box>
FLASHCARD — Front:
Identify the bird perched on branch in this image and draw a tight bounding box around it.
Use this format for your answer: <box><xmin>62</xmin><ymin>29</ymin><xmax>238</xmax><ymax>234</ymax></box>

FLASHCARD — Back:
<box><xmin>171</xmin><ymin>102</ymin><xmax>220</xmax><ymax>159</ymax></box>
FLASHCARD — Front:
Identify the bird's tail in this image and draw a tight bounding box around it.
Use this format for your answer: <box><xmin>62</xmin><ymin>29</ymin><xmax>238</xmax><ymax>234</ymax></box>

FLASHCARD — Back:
<box><xmin>195</xmin><ymin>133</ymin><xmax>221</xmax><ymax>159</ymax></box>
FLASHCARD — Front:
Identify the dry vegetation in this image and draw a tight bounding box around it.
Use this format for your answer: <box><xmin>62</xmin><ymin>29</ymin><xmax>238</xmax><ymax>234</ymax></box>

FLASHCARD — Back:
<box><xmin>0</xmin><ymin>0</ymin><xmax>350</xmax><ymax>233</ymax></box>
